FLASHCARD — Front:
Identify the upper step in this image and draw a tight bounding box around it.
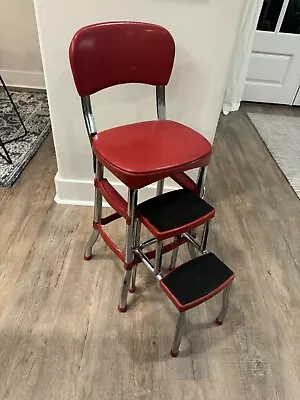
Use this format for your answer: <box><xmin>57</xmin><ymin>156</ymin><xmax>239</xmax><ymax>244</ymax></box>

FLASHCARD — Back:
<box><xmin>137</xmin><ymin>189</ymin><xmax>215</xmax><ymax>240</ymax></box>
<box><xmin>160</xmin><ymin>253</ymin><xmax>235</xmax><ymax>312</ymax></box>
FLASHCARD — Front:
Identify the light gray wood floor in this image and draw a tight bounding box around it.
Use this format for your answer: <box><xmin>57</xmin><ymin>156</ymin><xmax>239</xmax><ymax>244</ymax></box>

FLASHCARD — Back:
<box><xmin>0</xmin><ymin>104</ymin><xmax>299</xmax><ymax>400</ymax></box>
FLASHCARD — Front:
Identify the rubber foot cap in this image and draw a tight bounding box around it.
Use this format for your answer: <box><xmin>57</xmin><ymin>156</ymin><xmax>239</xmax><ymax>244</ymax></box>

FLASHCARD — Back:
<box><xmin>84</xmin><ymin>254</ymin><xmax>92</xmax><ymax>261</ymax></box>
<box><xmin>129</xmin><ymin>287</ymin><xmax>136</xmax><ymax>293</ymax></box>
<box><xmin>170</xmin><ymin>350</ymin><xmax>178</xmax><ymax>357</ymax></box>
<box><xmin>215</xmin><ymin>318</ymin><xmax>223</xmax><ymax>326</ymax></box>
<box><xmin>118</xmin><ymin>305</ymin><xmax>128</xmax><ymax>313</ymax></box>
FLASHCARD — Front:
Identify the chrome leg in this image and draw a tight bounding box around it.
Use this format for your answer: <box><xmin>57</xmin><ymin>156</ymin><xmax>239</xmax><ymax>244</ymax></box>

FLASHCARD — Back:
<box><xmin>129</xmin><ymin>220</ymin><xmax>141</xmax><ymax>293</ymax></box>
<box><xmin>129</xmin><ymin>266</ymin><xmax>137</xmax><ymax>293</ymax></box>
<box><xmin>124</xmin><ymin>190</ymin><xmax>137</xmax><ymax>263</ymax></box>
<box><xmin>169</xmin><ymin>239</ymin><xmax>179</xmax><ymax>271</ymax></box>
<box><xmin>133</xmin><ymin>219</ymin><xmax>141</xmax><ymax>248</ymax></box>
<box><xmin>196</xmin><ymin>166</ymin><xmax>207</xmax><ymax>198</ymax></box>
<box><xmin>216</xmin><ymin>282</ymin><xmax>232</xmax><ymax>325</ymax></box>
<box><xmin>200</xmin><ymin>221</ymin><xmax>210</xmax><ymax>252</ymax></box>
<box><xmin>84</xmin><ymin>161</ymin><xmax>103</xmax><ymax>260</ymax></box>
<box><xmin>186</xmin><ymin>166</ymin><xmax>208</xmax><ymax>259</ymax></box>
<box><xmin>84</xmin><ymin>228</ymin><xmax>100</xmax><ymax>260</ymax></box>
<box><xmin>154</xmin><ymin>241</ymin><xmax>163</xmax><ymax>275</ymax></box>
<box><xmin>187</xmin><ymin>230</ymin><xmax>198</xmax><ymax>259</ymax></box>
<box><xmin>156</xmin><ymin>179</ymin><xmax>164</xmax><ymax>196</ymax></box>
<box><xmin>118</xmin><ymin>189</ymin><xmax>137</xmax><ymax>312</ymax></box>
<box><xmin>187</xmin><ymin>242</ymin><xmax>198</xmax><ymax>259</ymax></box>
<box><xmin>118</xmin><ymin>270</ymin><xmax>132</xmax><ymax>312</ymax></box>
<box><xmin>170</xmin><ymin>312</ymin><xmax>186</xmax><ymax>357</ymax></box>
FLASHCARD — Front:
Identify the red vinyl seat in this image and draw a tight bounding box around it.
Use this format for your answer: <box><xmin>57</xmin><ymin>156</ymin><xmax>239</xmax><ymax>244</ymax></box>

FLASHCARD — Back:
<box><xmin>92</xmin><ymin>120</ymin><xmax>212</xmax><ymax>188</ymax></box>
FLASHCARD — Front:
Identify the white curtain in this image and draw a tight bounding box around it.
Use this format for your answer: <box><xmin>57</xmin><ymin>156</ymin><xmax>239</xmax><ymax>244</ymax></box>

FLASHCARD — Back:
<box><xmin>222</xmin><ymin>0</ymin><xmax>264</xmax><ymax>115</ymax></box>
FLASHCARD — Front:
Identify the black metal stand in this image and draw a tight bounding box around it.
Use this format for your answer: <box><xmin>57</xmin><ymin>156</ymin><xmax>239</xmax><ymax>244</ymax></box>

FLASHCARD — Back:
<box><xmin>0</xmin><ymin>75</ymin><xmax>28</xmax><ymax>164</ymax></box>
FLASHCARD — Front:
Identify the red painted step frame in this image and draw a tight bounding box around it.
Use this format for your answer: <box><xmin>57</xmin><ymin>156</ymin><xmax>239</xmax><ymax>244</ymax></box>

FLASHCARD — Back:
<box><xmin>89</xmin><ymin>174</ymin><xmax>215</xmax><ymax>269</ymax></box>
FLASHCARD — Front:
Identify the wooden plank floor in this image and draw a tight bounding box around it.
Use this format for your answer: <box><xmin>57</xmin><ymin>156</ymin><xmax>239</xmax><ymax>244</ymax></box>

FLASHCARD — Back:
<box><xmin>0</xmin><ymin>104</ymin><xmax>300</xmax><ymax>400</ymax></box>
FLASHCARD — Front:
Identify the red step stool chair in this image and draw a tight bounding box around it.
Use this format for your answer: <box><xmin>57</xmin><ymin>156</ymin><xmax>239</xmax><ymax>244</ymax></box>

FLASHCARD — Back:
<box><xmin>69</xmin><ymin>21</ymin><xmax>235</xmax><ymax>357</ymax></box>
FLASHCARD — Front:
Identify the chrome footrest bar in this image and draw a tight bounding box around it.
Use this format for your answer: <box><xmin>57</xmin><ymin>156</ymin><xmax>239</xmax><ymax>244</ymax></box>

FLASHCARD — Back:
<box><xmin>133</xmin><ymin>248</ymin><xmax>163</xmax><ymax>280</ymax></box>
<box><xmin>139</xmin><ymin>237</ymin><xmax>157</xmax><ymax>251</ymax></box>
<box><xmin>182</xmin><ymin>232</ymin><xmax>204</xmax><ymax>253</ymax></box>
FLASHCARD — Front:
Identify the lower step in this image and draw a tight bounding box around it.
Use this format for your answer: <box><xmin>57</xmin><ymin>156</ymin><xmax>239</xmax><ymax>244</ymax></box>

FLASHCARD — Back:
<box><xmin>160</xmin><ymin>253</ymin><xmax>235</xmax><ymax>312</ymax></box>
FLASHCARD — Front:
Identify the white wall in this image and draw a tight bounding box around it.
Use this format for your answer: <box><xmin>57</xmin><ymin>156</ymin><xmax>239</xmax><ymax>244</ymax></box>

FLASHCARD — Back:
<box><xmin>34</xmin><ymin>0</ymin><xmax>246</xmax><ymax>205</ymax></box>
<box><xmin>0</xmin><ymin>0</ymin><xmax>44</xmax><ymax>88</ymax></box>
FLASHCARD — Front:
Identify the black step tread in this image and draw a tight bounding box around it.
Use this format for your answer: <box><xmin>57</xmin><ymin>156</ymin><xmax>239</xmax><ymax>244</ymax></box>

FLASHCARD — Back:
<box><xmin>160</xmin><ymin>253</ymin><xmax>234</xmax><ymax>312</ymax></box>
<box><xmin>137</xmin><ymin>189</ymin><xmax>214</xmax><ymax>233</ymax></box>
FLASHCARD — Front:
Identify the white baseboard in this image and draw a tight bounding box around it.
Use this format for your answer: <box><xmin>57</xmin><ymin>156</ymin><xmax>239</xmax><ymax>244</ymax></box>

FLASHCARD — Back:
<box><xmin>54</xmin><ymin>174</ymin><xmax>179</xmax><ymax>207</ymax></box>
<box><xmin>0</xmin><ymin>69</ymin><xmax>45</xmax><ymax>89</ymax></box>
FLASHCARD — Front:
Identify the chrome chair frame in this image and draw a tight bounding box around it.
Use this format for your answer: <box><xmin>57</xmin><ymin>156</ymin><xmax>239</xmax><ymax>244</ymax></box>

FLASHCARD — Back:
<box><xmin>80</xmin><ymin>85</ymin><xmax>228</xmax><ymax>355</ymax></box>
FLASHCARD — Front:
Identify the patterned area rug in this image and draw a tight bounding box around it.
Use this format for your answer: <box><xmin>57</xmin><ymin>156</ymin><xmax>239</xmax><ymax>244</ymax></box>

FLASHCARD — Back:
<box><xmin>247</xmin><ymin>112</ymin><xmax>300</xmax><ymax>199</ymax></box>
<box><xmin>0</xmin><ymin>90</ymin><xmax>51</xmax><ymax>187</ymax></box>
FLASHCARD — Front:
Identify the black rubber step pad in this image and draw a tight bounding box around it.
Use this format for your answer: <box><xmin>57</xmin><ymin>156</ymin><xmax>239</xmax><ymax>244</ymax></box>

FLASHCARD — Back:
<box><xmin>160</xmin><ymin>253</ymin><xmax>234</xmax><ymax>312</ymax></box>
<box><xmin>137</xmin><ymin>189</ymin><xmax>214</xmax><ymax>233</ymax></box>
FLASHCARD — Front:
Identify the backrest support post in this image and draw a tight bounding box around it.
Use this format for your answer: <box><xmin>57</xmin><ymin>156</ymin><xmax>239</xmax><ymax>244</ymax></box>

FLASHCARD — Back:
<box><xmin>81</xmin><ymin>96</ymin><xmax>97</xmax><ymax>141</ymax></box>
<box><xmin>156</xmin><ymin>86</ymin><xmax>166</xmax><ymax>121</ymax></box>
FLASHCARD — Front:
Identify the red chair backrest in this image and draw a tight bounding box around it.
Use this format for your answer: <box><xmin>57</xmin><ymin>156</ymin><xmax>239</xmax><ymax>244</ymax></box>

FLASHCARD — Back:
<box><xmin>69</xmin><ymin>21</ymin><xmax>175</xmax><ymax>97</ymax></box>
